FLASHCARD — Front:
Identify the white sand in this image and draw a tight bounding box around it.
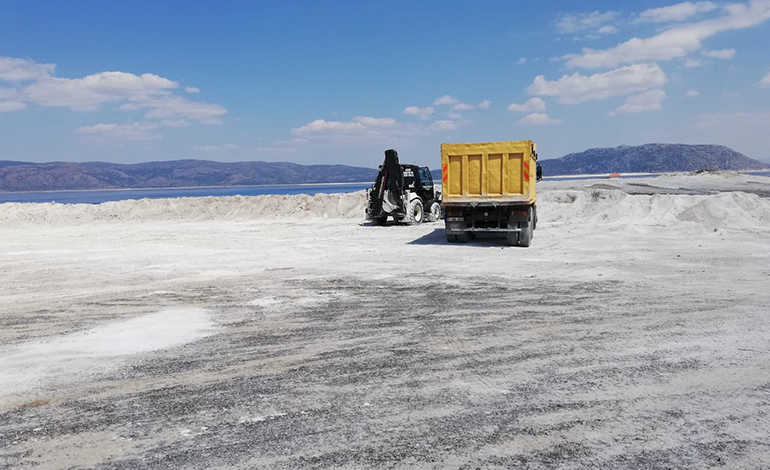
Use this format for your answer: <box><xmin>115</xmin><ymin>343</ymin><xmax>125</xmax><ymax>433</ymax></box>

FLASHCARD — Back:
<box><xmin>1</xmin><ymin>172</ymin><xmax>769</xmax><ymax>468</ymax></box>
<box><xmin>0</xmin><ymin>308</ymin><xmax>214</xmax><ymax>397</ymax></box>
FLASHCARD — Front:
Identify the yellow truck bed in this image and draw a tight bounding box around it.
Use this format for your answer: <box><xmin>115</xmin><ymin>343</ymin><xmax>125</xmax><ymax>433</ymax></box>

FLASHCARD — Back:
<box><xmin>441</xmin><ymin>140</ymin><xmax>537</xmax><ymax>206</ymax></box>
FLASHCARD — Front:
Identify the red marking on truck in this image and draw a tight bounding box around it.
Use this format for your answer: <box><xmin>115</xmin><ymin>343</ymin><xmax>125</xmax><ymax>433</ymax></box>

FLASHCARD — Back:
<box><xmin>523</xmin><ymin>161</ymin><xmax>530</xmax><ymax>171</ymax></box>
<box><xmin>524</xmin><ymin>171</ymin><xmax>530</xmax><ymax>180</ymax></box>
<box><xmin>442</xmin><ymin>173</ymin><xmax>448</xmax><ymax>183</ymax></box>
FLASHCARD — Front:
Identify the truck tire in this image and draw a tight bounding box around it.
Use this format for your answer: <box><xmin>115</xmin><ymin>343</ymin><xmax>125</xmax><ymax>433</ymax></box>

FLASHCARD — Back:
<box><xmin>446</xmin><ymin>233</ymin><xmax>469</xmax><ymax>243</ymax></box>
<box><xmin>506</xmin><ymin>207</ymin><xmax>533</xmax><ymax>247</ymax></box>
<box><xmin>405</xmin><ymin>199</ymin><xmax>424</xmax><ymax>225</ymax></box>
<box><xmin>427</xmin><ymin>200</ymin><xmax>442</xmax><ymax>222</ymax></box>
<box><xmin>518</xmin><ymin>207</ymin><xmax>533</xmax><ymax>247</ymax></box>
<box><xmin>533</xmin><ymin>205</ymin><xmax>538</xmax><ymax>231</ymax></box>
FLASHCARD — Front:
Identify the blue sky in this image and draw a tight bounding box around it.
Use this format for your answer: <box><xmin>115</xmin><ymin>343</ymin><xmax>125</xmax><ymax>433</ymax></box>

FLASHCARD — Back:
<box><xmin>1</xmin><ymin>0</ymin><xmax>769</xmax><ymax>167</ymax></box>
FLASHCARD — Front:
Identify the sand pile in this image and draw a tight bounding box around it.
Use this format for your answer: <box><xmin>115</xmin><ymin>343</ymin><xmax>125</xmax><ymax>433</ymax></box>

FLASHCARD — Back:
<box><xmin>0</xmin><ymin>191</ymin><xmax>368</xmax><ymax>224</ymax></box>
<box><xmin>539</xmin><ymin>189</ymin><xmax>770</xmax><ymax>230</ymax></box>
<box><xmin>2</xmin><ymin>186</ymin><xmax>769</xmax><ymax>231</ymax></box>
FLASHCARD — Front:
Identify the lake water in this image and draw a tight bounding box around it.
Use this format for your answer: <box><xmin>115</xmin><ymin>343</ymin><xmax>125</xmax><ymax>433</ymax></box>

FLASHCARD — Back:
<box><xmin>0</xmin><ymin>183</ymin><xmax>373</xmax><ymax>204</ymax></box>
<box><xmin>1</xmin><ymin>171</ymin><xmax>767</xmax><ymax>204</ymax></box>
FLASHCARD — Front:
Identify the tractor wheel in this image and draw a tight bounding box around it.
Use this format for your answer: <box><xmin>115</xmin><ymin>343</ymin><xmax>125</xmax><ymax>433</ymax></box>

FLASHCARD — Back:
<box><xmin>427</xmin><ymin>200</ymin><xmax>442</xmax><ymax>222</ymax></box>
<box><xmin>405</xmin><ymin>199</ymin><xmax>424</xmax><ymax>225</ymax></box>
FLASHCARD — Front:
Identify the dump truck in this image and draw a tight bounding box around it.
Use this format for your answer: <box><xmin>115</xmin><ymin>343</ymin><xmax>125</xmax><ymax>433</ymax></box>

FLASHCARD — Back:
<box><xmin>441</xmin><ymin>140</ymin><xmax>538</xmax><ymax>246</ymax></box>
<box><xmin>366</xmin><ymin>149</ymin><xmax>442</xmax><ymax>225</ymax></box>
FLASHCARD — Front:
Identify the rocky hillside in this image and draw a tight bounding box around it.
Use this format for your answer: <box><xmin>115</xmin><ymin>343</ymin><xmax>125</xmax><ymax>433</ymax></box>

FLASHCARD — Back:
<box><xmin>539</xmin><ymin>144</ymin><xmax>768</xmax><ymax>176</ymax></box>
<box><xmin>0</xmin><ymin>160</ymin><xmax>379</xmax><ymax>192</ymax></box>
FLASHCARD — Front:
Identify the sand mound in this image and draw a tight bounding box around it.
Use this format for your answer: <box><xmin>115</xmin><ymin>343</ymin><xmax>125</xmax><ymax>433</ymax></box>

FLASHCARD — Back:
<box><xmin>0</xmin><ymin>191</ymin><xmax>369</xmax><ymax>224</ymax></box>
<box><xmin>2</xmin><ymin>187</ymin><xmax>769</xmax><ymax>231</ymax></box>
<box><xmin>539</xmin><ymin>189</ymin><xmax>770</xmax><ymax>230</ymax></box>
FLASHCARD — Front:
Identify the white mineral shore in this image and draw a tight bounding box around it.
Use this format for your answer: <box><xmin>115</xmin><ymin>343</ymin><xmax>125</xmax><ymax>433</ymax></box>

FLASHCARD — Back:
<box><xmin>1</xmin><ymin>172</ymin><xmax>769</xmax><ymax>469</ymax></box>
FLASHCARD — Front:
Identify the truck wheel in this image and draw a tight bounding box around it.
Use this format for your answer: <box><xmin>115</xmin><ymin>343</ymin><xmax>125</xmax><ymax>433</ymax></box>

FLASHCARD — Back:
<box><xmin>372</xmin><ymin>216</ymin><xmax>388</xmax><ymax>226</ymax></box>
<box><xmin>518</xmin><ymin>207</ymin><xmax>533</xmax><ymax>247</ymax></box>
<box><xmin>406</xmin><ymin>199</ymin><xmax>424</xmax><ymax>225</ymax></box>
<box><xmin>447</xmin><ymin>233</ymin><xmax>469</xmax><ymax>243</ymax></box>
<box><xmin>533</xmin><ymin>205</ymin><xmax>538</xmax><ymax>231</ymax></box>
<box><xmin>506</xmin><ymin>231</ymin><xmax>518</xmax><ymax>246</ymax></box>
<box><xmin>427</xmin><ymin>200</ymin><xmax>442</xmax><ymax>222</ymax></box>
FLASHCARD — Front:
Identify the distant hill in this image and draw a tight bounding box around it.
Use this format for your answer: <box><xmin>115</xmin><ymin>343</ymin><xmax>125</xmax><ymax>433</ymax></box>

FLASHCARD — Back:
<box><xmin>0</xmin><ymin>160</ymin><xmax>379</xmax><ymax>192</ymax></box>
<box><xmin>539</xmin><ymin>144</ymin><xmax>768</xmax><ymax>176</ymax></box>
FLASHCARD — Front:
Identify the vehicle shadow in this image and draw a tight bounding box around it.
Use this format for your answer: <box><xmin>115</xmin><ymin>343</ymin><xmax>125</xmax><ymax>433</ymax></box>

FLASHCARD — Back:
<box><xmin>409</xmin><ymin>228</ymin><xmax>513</xmax><ymax>247</ymax></box>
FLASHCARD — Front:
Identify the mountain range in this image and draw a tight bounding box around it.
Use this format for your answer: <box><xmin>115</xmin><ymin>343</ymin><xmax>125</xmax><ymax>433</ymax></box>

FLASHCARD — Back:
<box><xmin>0</xmin><ymin>160</ymin><xmax>379</xmax><ymax>192</ymax></box>
<box><xmin>539</xmin><ymin>143</ymin><xmax>767</xmax><ymax>176</ymax></box>
<box><xmin>1</xmin><ymin>143</ymin><xmax>767</xmax><ymax>192</ymax></box>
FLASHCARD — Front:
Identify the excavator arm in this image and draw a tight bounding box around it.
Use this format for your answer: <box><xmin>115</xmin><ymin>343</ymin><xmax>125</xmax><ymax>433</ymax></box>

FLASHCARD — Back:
<box><xmin>368</xmin><ymin>149</ymin><xmax>405</xmax><ymax>218</ymax></box>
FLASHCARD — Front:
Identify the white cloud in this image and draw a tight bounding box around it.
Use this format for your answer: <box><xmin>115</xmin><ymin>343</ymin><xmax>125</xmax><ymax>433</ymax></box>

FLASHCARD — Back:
<box><xmin>508</xmin><ymin>97</ymin><xmax>547</xmax><ymax>112</ymax></box>
<box><xmin>608</xmin><ymin>89</ymin><xmax>666</xmax><ymax>115</ymax></box>
<box><xmin>696</xmin><ymin>110</ymin><xmax>770</xmax><ymax>127</ymax></box>
<box><xmin>447</xmin><ymin>112</ymin><xmax>462</xmax><ymax>119</ymax></box>
<box><xmin>72</xmin><ymin>118</ymin><xmax>193</xmax><ymax>141</ymax></box>
<box><xmin>686</xmin><ymin>89</ymin><xmax>700</xmax><ymax>97</ymax></box>
<box><xmin>0</xmin><ymin>56</ymin><xmax>227</xmax><ymax>124</ymax></box>
<box><xmin>292</xmin><ymin>115</ymin><xmax>406</xmax><ymax>139</ymax></box>
<box><xmin>184</xmin><ymin>86</ymin><xmax>200</xmax><ymax>93</ymax></box>
<box><xmin>0</xmin><ymin>87</ymin><xmax>25</xmax><ymax>111</ymax></box>
<box><xmin>478</xmin><ymin>100</ymin><xmax>491</xmax><ymax>109</ymax></box>
<box><xmin>0</xmin><ymin>56</ymin><xmax>55</xmax><ymax>81</ymax></box>
<box><xmin>403</xmin><ymin>105</ymin><xmax>434</xmax><ymax>119</ymax></box>
<box><xmin>452</xmin><ymin>102</ymin><xmax>474</xmax><ymax>111</ymax></box>
<box><xmin>635</xmin><ymin>2</ymin><xmax>718</xmax><ymax>23</ymax></box>
<box><xmin>74</xmin><ymin>122</ymin><xmax>161</xmax><ymax>141</ymax></box>
<box><xmin>429</xmin><ymin>120</ymin><xmax>458</xmax><ymax>131</ymax></box>
<box><xmin>702</xmin><ymin>48</ymin><xmax>736</xmax><ymax>59</ymax></box>
<box><xmin>121</xmin><ymin>94</ymin><xmax>227</xmax><ymax>124</ymax></box>
<box><xmin>192</xmin><ymin>143</ymin><xmax>239</xmax><ymax>151</ymax></box>
<box><xmin>515</xmin><ymin>113</ymin><xmax>562</xmax><ymax>125</ymax></box>
<box><xmin>684</xmin><ymin>59</ymin><xmax>704</xmax><ymax>68</ymax></box>
<box><xmin>158</xmin><ymin>119</ymin><xmax>191</xmax><ymax>127</ymax></box>
<box><xmin>0</xmin><ymin>101</ymin><xmax>26</xmax><ymax>112</ymax></box>
<box><xmin>0</xmin><ymin>87</ymin><xmax>18</xmax><ymax>99</ymax></box>
<box><xmin>598</xmin><ymin>25</ymin><xmax>619</xmax><ymax>34</ymax></box>
<box><xmin>562</xmin><ymin>1</ymin><xmax>770</xmax><ymax>69</ymax></box>
<box><xmin>555</xmin><ymin>11</ymin><xmax>618</xmax><ymax>33</ymax></box>
<box><xmin>433</xmin><ymin>95</ymin><xmax>459</xmax><ymax>106</ymax></box>
<box><xmin>760</xmin><ymin>71</ymin><xmax>770</xmax><ymax>87</ymax></box>
<box><xmin>526</xmin><ymin>63</ymin><xmax>667</xmax><ymax>104</ymax></box>
<box><xmin>23</xmin><ymin>72</ymin><xmax>178</xmax><ymax>111</ymax></box>
<box><xmin>515</xmin><ymin>57</ymin><xmax>527</xmax><ymax>65</ymax></box>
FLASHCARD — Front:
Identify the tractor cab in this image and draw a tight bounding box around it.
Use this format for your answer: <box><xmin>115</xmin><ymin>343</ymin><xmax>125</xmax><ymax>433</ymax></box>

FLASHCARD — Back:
<box><xmin>403</xmin><ymin>164</ymin><xmax>434</xmax><ymax>198</ymax></box>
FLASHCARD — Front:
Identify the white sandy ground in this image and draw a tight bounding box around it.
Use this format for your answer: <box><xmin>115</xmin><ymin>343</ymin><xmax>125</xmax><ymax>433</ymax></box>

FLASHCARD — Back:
<box><xmin>0</xmin><ymin>308</ymin><xmax>214</xmax><ymax>398</ymax></box>
<box><xmin>1</xmin><ymin>172</ymin><xmax>770</xmax><ymax>469</ymax></box>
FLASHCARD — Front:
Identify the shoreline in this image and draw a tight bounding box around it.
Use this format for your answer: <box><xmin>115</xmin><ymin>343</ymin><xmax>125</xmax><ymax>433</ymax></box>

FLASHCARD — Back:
<box><xmin>1</xmin><ymin>169</ymin><xmax>768</xmax><ymax>200</ymax></box>
<box><xmin>0</xmin><ymin>181</ymin><xmax>374</xmax><ymax>196</ymax></box>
